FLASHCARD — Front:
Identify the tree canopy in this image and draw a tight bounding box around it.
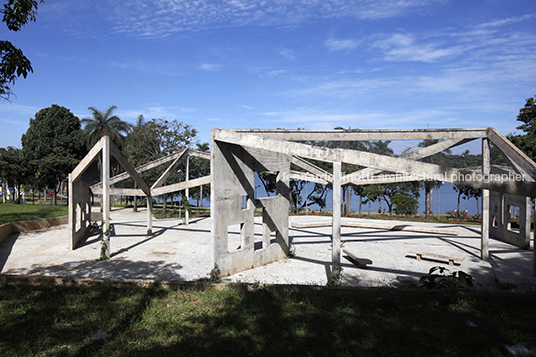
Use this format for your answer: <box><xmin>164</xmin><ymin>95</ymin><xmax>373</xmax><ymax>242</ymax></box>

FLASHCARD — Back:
<box><xmin>0</xmin><ymin>0</ymin><xmax>43</xmax><ymax>100</ymax></box>
<box><xmin>509</xmin><ymin>94</ymin><xmax>536</xmax><ymax>161</ymax></box>
<box><xmin>81</xmin><ymin>105</ymin><xmax>132</xmax><ymax>149</ymax></box>
<box><xmin>21</xmin><ymin>104</ymin><xmax>85</xmax><ymax>204</ymax></box>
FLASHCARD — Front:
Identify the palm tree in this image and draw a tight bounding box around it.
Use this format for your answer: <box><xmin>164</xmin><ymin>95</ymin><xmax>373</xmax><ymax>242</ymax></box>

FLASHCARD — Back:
<box><xmin>81</xmin><ymin>105</ymin><xmax>132</xmax><ymax>149</ymax></box>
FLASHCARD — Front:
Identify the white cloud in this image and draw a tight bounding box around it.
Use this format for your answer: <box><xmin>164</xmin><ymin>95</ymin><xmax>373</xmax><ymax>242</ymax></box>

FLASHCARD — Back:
<box><xmin>279</xmin><ymin>49</ymin><xmax>296</xmax><ymax>60</ymax></box>
<box><xmin>477</xmin><ymin>13</ymin><xmax>536</xmax><ymax>28</ymax></box>
<box><xmin>198</xmin><ymin>63</ymin><xmax>222</xmax><ymax>71</ymax></box>
<box><xmin>325</xmin><ymin>38</ymin><xmax>360</xmax><ymax>52</ymax></box>
<box><xmin>373</xmin><ymin>34</ymin><xmax>463</xmax><ymax>62</ymax></box>
<box><xmin>58</xmin><ymin>0</ymin><xmax>447</xmax><ymax>39</ymax></box>
<box><xmin>242</xmin><ymin>105</ymin><xmax>253</xmax><ymax>109</ymax></box>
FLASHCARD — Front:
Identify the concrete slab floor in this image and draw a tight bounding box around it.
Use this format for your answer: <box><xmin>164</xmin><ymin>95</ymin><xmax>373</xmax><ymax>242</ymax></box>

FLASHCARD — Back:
<box><xmin>1</xmin><ymin>208</ymin><xmax>535</xmax><ymax>290</ymax></box>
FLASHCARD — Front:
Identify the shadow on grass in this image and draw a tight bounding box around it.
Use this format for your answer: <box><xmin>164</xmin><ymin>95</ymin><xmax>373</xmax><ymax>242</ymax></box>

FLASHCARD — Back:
<box><xmin>1</xmin><ymin>283</ymin><xmax>536</xmax><ymax>356</ymax></box>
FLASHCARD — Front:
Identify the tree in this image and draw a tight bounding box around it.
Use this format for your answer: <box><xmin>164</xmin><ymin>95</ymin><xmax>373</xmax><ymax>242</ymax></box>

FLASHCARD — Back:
<box><xmin>0</xmin><ymin>146</ymin><xmax>29</xmax><ymax>203</ymax></box>
<box><xmin>453</xmin><ymin>184</ymin><xmax>482</xmax><ymax>216</ymax></box>
<box><xmin>81</xmin><ymin>105</ymin><xmax>132</xmax><ymax>149</ymax></box>
<box><xmin>1</xmin><ymin>0</ymin><xmax>43</xmax><ymax>100</ymax></box>
<box><xmin>509</xmin><ymin>95</ymin><xmax>536</xmax><ymax>161</ymax></box>
<box><xmin>123</xmin><ymin>118</ymin><xmax>198</xmax><ymax>167</ymax></box>
<box><xmin>21</xmin><ymin>105</ymin><xmax>85</xmax><ymax>205</ymax></box>
<box><xmin>418</xmin><ymin>139</ymin><xmax>448</xmax><ymax>219</ymax></box>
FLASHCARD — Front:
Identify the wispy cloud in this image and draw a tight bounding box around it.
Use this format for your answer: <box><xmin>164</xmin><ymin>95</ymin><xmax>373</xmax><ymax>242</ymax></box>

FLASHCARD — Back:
<box><xmin>325</xmin><ymin>38</ymin><xmax>360</xmax><ymax>52</ymax></box>
<box><xmin>279</xmin><ymin>49</ymin><xmax>296</xmax><ymax>60</ymax></box>
<box><xmin>477</xmin><ymin>13</ymin><xmax>536</xmax><ymax>28</ymax></box>
<box><xmin>59</xmin><ymin>0</ymin><xmax>446</xmax><ymax>39</ymax></box>
<box><xmin>198</xmin><ymin>63</ymin><xmax>222</xmax><ymax>71</ymax></box>
<box><xmin>373</xmin><ymin>33</ymin><xmax>463</xmax><ymax>62</ymax></box>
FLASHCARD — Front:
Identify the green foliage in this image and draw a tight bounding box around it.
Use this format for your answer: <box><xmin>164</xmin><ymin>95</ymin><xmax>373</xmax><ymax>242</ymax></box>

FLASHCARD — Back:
<box><xmin>391</xmin><ymin>193</ymin><xmax>418</xmax><ymax>215</ymax></box>
<box><xmin>326</xmin><ymin>264</ymin><xmax>343</xmax><ymax>286</ymax></box>
<box><xmin>21</xmin><ymin>105</ymin><xmax>85</xmax><ymax>204</ymax></box>
<box><xmin>515</xmin><ymin>94</ymin><xmax>536</xmax><ymax>136</ymax></box>
<box><xmin>0</xmin><ymin>146</ymin><xmax>27</xmax><ymax>203</ymax></box>
<box><xmin>0</xmin><ymin>0</ymin><xmax>43</xmax><ymax>100</ymax></box>
<box><xmin>81</xmin><ymin>105</ymin><xmax>132</xmax><ymax>149</ymax></box>
<box><xmin>419</xmin><ymin>266</ymin><xmax>474</xmax><ymax>297</ymax></box>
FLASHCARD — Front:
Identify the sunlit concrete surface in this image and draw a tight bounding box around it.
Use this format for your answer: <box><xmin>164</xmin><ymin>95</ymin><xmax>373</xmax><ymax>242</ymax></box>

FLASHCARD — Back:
<box><xmin>1</xmin><ymin>208</ymin><xmax>535</xmax><ymax>290</ymax></box>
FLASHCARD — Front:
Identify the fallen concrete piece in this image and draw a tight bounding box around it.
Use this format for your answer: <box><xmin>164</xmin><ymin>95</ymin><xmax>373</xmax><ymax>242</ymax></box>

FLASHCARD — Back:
<box><xmin>292</xmin><ymin>220</ymin><xmax>459</xmax><ymax>236</ymax></box>
<box><xmin>408</xmin><ymin>250</ymin><xmax>464</xmax><ymax>266</ymax></box>
<box><xmin>343</xmin><ymin>248</ymin><xmax>372</xmax><ymax>268</ymax></box>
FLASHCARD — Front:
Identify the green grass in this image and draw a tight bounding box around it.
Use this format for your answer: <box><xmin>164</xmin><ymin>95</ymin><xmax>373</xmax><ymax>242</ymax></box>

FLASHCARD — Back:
<box><xmin>0</xmin><ymin>282</ymin><xmax>534</xmax><ymax>356</ymax></box>
<box><xmin>0</xmin><ymin>203</ymin><xmax>68</xmax><ymax>225</ymax></box>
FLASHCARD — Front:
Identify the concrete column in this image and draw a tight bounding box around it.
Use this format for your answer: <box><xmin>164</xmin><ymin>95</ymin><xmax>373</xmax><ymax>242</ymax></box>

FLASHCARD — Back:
<box><xmin>185</xmin><ymin>155</ymin><xmax>190</xmax><ymax>225</ymax></box>
<box><xmin>68</xmin><ymin>174</ymin><xmax>75</xmax><ymax>250</ymax></box>
<box><xmin>102</xmin><ymin>136</ymin><xmax>111</xmax><ymax>259</ymax></box>
<box><xmin>147</xmin><ymin>195</ymin><xmax>153</xmax><ymax>235</ymax></box>
<box><xmin>332</xmin><ymin>161</ymin><xmax>342</xmax><ymax>268</ymax></box>
<box><xmin>481</xmin><ymin>137</ymin><xmax>490</xmax><ymax>261</ymax></box>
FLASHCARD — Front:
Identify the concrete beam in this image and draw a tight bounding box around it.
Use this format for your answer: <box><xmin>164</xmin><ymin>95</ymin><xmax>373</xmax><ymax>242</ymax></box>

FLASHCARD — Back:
<box><xmin>108</xmin><ymin>141</ymin><xmax>151</xmax><ymax>197</ymax></box>
<box><xmin>291</xmin><ymin>156</ymin><xmax>332</xmax><ymax>181</ymax></box>
<box><xmin>151</xmin><ymin>175</ymin><xmax>211</xmax><ymax>196</ymax></box>
<box><xmin>71</xmin><ymin>137</ymin><xmax>104</xmax><ymax>182</ymax></box>
<box><xmin>229</xmin><ymin>128</ymin><xmax>487</xmax><ymax>141</ymax></box>
<box><xmin>151</xmin><ymin>149</ymin><xmax>188</xmax><ymax>189</ymax></box>
<box><xmin>487</xmin><ymin>127</ymin><xmax>536</xmax><ymax>181</ymax></box>
<box><xmin>341</xmin><ymin>138</ymin><xmax>473</xmax><ymax>185</ymax></box>
<box><xmin>214</xmin><ymin>129</ymin><xmax>536</xmax><ymax>197</ymax></box>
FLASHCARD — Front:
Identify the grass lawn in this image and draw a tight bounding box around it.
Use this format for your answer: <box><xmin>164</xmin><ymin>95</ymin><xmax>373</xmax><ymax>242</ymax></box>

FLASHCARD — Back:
<box><xmin>0</xmin><ymin>203</ymin><xmax>68</xmax><ymax>225</ymax></box>
<box><xmin>0</xmin><ymin>282</ymin><xmax>534</xmax><ymax>356</ymax></box>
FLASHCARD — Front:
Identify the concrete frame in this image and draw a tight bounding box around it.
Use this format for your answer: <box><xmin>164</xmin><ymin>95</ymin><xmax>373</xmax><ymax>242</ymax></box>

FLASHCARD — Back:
<box><xmin>212</xmin><ymin>127</ymin><xmax>536</xmax><ymax>277</ymax></box>
<box><xmin>68</xmin><ymin>136</ymin><xmax>210</xmax><ymax>254</ymax></box>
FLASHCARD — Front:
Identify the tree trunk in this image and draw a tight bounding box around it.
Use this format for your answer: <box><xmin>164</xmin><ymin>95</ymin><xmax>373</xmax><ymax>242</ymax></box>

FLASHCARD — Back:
<box><xmin>341</xmin><ymin>187</ymin><xmax>347</xmax><ymax>216</ymax></box>
<box><xmin>200</xmin><ymin>185</ymin><xmax>204</xmax><ymax>207</ymax></box>
<box><xmin>359</xmin><ymin>195</ymin><xmax>362</xmax><ymax>215</ymax></box>
<box><xmin>476</xmin><ymin>197</ymin><xmax>479</xmax><ymax>216</ymax></box>
<box><xmin>163</xmin><ymin>194</ymin><xmax>167</xmax><ymax>215</ymax></box>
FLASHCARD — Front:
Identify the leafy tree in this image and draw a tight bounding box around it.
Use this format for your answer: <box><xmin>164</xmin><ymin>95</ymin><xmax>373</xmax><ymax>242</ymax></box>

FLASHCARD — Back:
<box><xmin>392</xmin><ymin>193</ymin><xmax>419</xmax><ymax>216</ymax></box>
<box><xmin>123</xmin><ymin>118</ymin><xmax>198</xmax><ymax>167</ymax></box>
<box><xmin>81</xmin><ymin>105</ymin><xmax>132</xmax><ymax>149</ymax></box>
<box><xmin>453</xmin><ymin>184</ymin><xmax>482</xmax><ymax>216</ymax></box>
<box><xmin>0</xmin><ymin>0</ymin><xmax>43</xmax><ymax>100</ymax></box>
<box><xmin>509</xmin><ymin>94</ymin><xmax>536</xmax><ymax>161</ymax></box>
<box><xmin>0</xmin><ymin>146</ymin><xmax>28</xmax><ymax>203</ymax></box>
<box><xmin>21</xmin><ymin>105</ymin><xmax>85</xmax><ymax>205</ymax></box>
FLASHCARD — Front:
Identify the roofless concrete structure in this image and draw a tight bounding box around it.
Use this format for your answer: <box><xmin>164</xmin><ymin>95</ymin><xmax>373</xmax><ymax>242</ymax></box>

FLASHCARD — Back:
<box><xmin>211</xmin><ymin>128</ymin><xmax>536</xmax><ymax>277</ymax></box>
<box><xmin>68</xmin><ymin>128</ymin><xmax>535</xmax><ymax>279</ymax></box>
<box><xmin>68</xmin><ymin>136</ymin><xmax>210</xmax><ymax>257</ymax></box>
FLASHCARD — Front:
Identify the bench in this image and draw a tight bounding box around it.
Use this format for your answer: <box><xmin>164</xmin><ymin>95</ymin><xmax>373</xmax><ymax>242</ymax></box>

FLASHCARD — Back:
<box><xmin>408</xmin><ymin>250</ymin><xmax>464</xmax><ymax>266</ymax></box>
<box><xmin>343</xmin><ymin>248</ymin><xmax>373</xmax><ymax>268</ymax></box>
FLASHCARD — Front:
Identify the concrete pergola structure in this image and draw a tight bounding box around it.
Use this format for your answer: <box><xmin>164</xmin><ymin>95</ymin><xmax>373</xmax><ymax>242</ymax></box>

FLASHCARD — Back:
<box><xmin>211</xmin><ymin>127</ymin><xmax>536</xmax><ymax>278</ymax></box>
<box><xmin>68</xmin><ymin>135</ymin><xmax>210</xmax><ymax>257</ymax></box>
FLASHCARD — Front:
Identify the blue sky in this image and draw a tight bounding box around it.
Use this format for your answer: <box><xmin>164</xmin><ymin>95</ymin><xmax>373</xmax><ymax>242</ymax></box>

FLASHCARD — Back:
<box><xmin>1</xmin><ymin>0</ymin><xmax>535</xmax><ymax>149</ymax></box>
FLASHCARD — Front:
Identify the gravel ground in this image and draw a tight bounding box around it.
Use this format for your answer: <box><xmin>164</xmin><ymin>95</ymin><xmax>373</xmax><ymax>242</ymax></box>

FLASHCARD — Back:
<box><xmin>1</xmin><ymin>208</ymin><xmax>535</xmax><ymax>290</ymax></box>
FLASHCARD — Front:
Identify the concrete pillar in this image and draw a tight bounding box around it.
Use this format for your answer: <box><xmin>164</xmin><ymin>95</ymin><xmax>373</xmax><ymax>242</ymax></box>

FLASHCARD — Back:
<box><xmin>185</xmin><ymin>155</ymin><xmax>190</xmax><ymax>225</ymax></box>
<box><xmin>332</xmin><ymin>161</ymin><xmax>342</xmax><ymax>269</ymax></box>
<box><xmin>102</xmin><ymin>136</ymin><xmax>111</xmax><ymax>259</ymax></box>
<box><xmin>481</xmin><ymin>137</ymin><xmax>490</xmax><ymax>261</ymax></box>
<box><xmin>68</xmin><ymin>174</ymin><xmax>75</xmax><ymax>250</ymax></box>
<box><xmin>147</xmin><ymin>195</ymin><xmax>153</xmax><ymax>235</ymax></box>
